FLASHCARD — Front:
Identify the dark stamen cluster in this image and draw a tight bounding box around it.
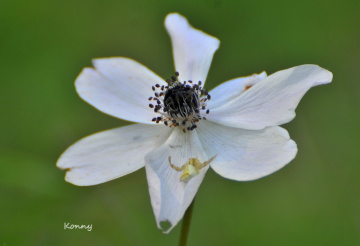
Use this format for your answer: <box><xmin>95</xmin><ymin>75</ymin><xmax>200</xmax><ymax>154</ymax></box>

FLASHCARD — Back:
<box><xmin>148</xmin><ymin>72</ymin><xmax>211</xmax><ymax>133</ymax></box>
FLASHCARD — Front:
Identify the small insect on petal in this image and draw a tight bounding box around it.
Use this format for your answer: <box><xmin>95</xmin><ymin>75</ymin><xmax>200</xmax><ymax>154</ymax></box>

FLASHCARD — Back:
<box><xmin>169</xmin><ymin>155</ymin><xmax>217</xmax><ymax>182</ymax></box>
<box><xmin>180</xmin><ymin>164</ymin><xmax>198</xmax><ymax>182</ymax></box>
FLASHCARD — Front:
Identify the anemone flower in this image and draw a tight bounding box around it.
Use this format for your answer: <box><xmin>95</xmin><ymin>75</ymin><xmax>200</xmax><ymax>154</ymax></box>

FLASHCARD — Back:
<box><xmin>57</xmin><ymin>12</ymin><xmax>333</xmax><ymax>233</ymax></box>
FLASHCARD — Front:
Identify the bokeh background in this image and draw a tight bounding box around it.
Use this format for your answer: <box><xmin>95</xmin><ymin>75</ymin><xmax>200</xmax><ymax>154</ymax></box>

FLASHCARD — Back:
<box><xmin>1</xmin><ymin>0</ymin><xmax>359</xmax><ymax>245</ymax></box>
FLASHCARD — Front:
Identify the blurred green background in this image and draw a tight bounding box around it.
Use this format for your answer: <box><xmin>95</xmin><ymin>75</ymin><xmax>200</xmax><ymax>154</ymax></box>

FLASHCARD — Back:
<box><xmin>1</xmin><ymin>0</ymin><xmax>359</xmax><ymax>245</ymax></box>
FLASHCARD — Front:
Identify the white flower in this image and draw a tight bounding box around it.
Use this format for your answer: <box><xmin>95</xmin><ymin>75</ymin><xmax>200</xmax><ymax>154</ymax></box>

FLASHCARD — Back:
<box><xmin>57</xmin><ymin>13</ymin><xmax>333</xmax><ymax>233</ymax></box>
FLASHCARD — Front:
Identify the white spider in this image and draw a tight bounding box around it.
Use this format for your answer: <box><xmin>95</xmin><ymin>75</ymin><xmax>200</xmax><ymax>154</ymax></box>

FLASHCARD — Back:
<box><xmin>169</xmin><ymin>155</ymin><xmax>217</xmax><ymax>182</ymax></box>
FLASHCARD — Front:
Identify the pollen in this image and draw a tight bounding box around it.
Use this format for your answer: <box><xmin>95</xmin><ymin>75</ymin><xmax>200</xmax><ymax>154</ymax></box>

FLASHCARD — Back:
<box><xmin>149</xmin><ymin>72</ymin><xmax>211</xmax><ymax>132</ymax></box>
<box><xmin>245</xmin><ymin>85</ymin><xmax>252</xmax><ymax>91</ymax></box>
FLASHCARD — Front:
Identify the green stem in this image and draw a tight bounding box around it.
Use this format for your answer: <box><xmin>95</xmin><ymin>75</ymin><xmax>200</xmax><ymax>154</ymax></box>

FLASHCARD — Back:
<box><xmin>179</xmin><ymin>199</ymin><xmax>195</xmax><ymax>246</ymax></box>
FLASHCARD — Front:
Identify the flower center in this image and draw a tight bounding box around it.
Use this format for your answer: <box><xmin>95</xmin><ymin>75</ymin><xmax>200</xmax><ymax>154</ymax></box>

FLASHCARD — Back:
<box><xmin>163</xmin><ymin>83</ymin><xmax>200</xmax><ymax>118</ymax></box>
<box><xmin>148</xmin><ymin>72</ymin><xmax>211</xmax><ymax>133</ymax></box>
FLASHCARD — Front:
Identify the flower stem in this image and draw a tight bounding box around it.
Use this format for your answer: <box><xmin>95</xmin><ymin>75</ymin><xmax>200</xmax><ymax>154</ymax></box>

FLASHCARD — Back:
<box><xmin>179</xmin><ymin>199</ymin><xmax>195</xmax><ymax>246</ymax></box>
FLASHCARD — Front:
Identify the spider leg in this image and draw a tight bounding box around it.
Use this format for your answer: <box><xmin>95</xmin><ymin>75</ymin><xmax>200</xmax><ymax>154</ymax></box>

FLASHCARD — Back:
<box><xmin>169</xmin><ymin>156</ymin><xmax>185</xmax><ymax>171</ymax></box>
<box><xmin>198</xmin><ymin>154</ymin><xmax>217</xmax><ymax>169</ymax></box>
<box><xmin>178</xmin><ymin>161</ymin><xmax>190</xmax><ymax>170</ymax></box>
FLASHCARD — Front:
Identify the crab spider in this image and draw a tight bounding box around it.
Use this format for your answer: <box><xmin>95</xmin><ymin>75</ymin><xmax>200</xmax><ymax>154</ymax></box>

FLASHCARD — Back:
<box><xmin>169</xmin><ymin>155</ymin><xmax>217</xmax><ymax>182</ymax></box>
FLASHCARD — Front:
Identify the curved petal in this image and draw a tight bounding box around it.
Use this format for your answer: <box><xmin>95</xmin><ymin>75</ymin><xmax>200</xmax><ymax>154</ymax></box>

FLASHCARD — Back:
<box><xmin>165</xmin><ymin>13</ymin><xmax>220</xmax><ymax>85</ymax></box>
<box><xmin>145</xmin><ymin>127</ymin><xmax>209</xmax><ymax>233</ymax></box>
<box><xmin>196</xmin><ymin>120</ymin><xmax>297</xmax><ymax>181</ymax></box>
<box><xmin>207</xmin><ymin>71</ymin><xmax>267</xmax><ymax>109</ymax></box>
<box><xmin>207</xmin><ymin>65</ymin><xmax>333</xmax><ymax>130</ymax></box>
<box><xmin>57</xmin><ymin>124</ymin><xmax>172</xmax><ymax>186</ymax></box>
<box><xmin>75</xmin><ymin>57</ymin><xmax>166</xmax><ymax>124</ymax></box>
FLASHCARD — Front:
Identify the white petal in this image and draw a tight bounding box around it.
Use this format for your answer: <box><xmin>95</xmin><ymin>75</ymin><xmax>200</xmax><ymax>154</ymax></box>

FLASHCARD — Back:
<box><xmin>165</xmin><ymin>13</ymin><xmax>220</xmax><ymax>85</ymax></box>
<box><xmin>57</xmin><ymin>124</ymin><xmax>172</xmax><ymax>186</ymax></box>
<box><xmin>196</xmin><ymin>120</ymin><xmax>297</xmax><ymax>181</ymax></box>
<box><xmin>145</xmin><ymin>127</ymin><xmax>209</xmax><ymax>233</ymax></box>
<box><xmin>207</xmin><ymin>71</ymin><xmax>267</xmax><ymax>109</ymax></box>
<box><xmin>76</xmin><ymin>57</ymin><xmax>166</xmax><ymax>124</ymax></box>
<box><xmin>208</xmin><ymin>65</ymin><xmax>333</xmax><ymax>129</ymax></box>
